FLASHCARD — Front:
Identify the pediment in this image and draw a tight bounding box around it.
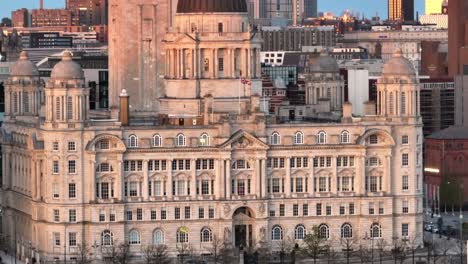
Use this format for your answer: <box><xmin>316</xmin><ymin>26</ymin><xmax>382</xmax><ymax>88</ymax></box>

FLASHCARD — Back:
<box><xmin>173</xmin><ymin>34</ymin><xmax>197</xmax><ymax>44</ymax></box>
<box><xmin>220</xmin><ymin>130</ymin><xmax>269</xmax><ymax>151</ymax></box>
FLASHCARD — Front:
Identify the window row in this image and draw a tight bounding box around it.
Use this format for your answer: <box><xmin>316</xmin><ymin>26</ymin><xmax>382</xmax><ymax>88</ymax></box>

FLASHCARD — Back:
<box><xmin>122</xmin><ymin>207</ymin><xmax>215</xmax><ymax>221</ymax></box>
<box><xmin>127</xmin><ymin>133</ymin><xmax>210</xmax><ymax>148</ymax></box>
<box><xmin>51</xmin><ymin>183</ymin><xmax>76</xmax><ymax>199</ymax></box>
<box><xmin>52</xmin><ymin>160</ymin><xmax>77</xmax><ymax>174</ymax></box>
<box><xmin>270</xmin><ymin>130</ymin><xmax>351</xmax><ymax>145</ymax></box>
<box><xmin>269</xmin><ymin>203</ymin><xmax>355</xmax><ymax>217</ymax></box>
<box><xmin>271</xmin><ymin>223</ymin><xmax>383</xmax><ymax>241</ymax></box>
<box><xmin>51</xmin><ymin>141</ymin><xmax>77</xmax><ymax>151</ymax></box>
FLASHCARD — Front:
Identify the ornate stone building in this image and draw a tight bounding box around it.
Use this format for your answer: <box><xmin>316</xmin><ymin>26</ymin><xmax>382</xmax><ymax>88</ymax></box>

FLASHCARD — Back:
<box><xmin>1</xmin><ymin>0</ymin><xmax>423</xmax><ymax>263</ymax></box>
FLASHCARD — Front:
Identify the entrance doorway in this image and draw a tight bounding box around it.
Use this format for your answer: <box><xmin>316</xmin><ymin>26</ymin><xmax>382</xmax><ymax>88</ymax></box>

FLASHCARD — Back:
<box><xmin>233</xmin><ymin>207</ymin><xmax>254</xmax><ymax>248</ymax></box>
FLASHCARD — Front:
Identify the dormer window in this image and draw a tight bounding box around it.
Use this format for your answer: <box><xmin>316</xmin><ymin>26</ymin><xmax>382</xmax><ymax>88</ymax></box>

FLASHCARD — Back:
<box><xmin>270</xmin><ymin>132</ymin><xmax>281</xmax><ymax>145</ymax></box>
<box><xmin>152</xmin><ymin>134</ymin><xmax>162</xmax><ymax>147</ymax></box>
<box><xmin>200</xmin><ymin>133</ymin><xmax>210</xmax><ymax>147</ymax></box>
<box><xmin>317</xmin><ymin>131</ymin><xmax>327</xmax><ymax>144</ymax></box>
<box><xmin>127</xmin><ymin>135</ymin><xmax>138</xmax><ymax>148</ymax></box>
<box><xmin>176</xmin><ymin>134</ymin><xmax>186</xmax><ymax>147</ymax></box>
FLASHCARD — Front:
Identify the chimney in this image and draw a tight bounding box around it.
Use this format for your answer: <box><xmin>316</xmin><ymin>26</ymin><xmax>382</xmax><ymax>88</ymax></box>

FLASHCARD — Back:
<box><xmin>40</xmin><ymin>0</ymin><xmax>43</xmax><ymax>9</ymax></box>
<box><xmin>119</xmin><ymin>89</ymin><xmax>129</xmax><ymax>126</ymax></box>
<box><xmin>292</xmin><ymin>0</ymin><xmax>297</xmax><ymax>26</ymax></box>
<box><xmin>342</xmin><ymin>102</ymin><xmax>353</xmax><ymax>118</ymax></box>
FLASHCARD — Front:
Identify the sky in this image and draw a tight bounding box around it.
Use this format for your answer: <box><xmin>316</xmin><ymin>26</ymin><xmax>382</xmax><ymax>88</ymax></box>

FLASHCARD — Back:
<box><xmin>0</xmin><ymin>0</ymin><xmax>425</xmax><ymax>20</ymax></box>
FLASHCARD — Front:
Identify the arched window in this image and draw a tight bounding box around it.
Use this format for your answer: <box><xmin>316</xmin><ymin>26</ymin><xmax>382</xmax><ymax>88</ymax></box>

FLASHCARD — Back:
<box><xmin>341</xmin><ymin>223</ymin><xmax>352</xmax><ymax>238</ymax></box>
<box><xmin>270</xmin><ymin>132</ymin><xmax>281</xmax><ymax>145</ymax></box>
<box><xmin>55</xmin><ymin>97</ymin><xmax>61</xmax><ymax>120</ymax></box>
<box><xmin>294</xmin><ymin>132</ymin><xmax>304</xmax><ymax>145</ymax></box>
<box><xmin>13</xmin><ymin>92</ymin><xmax>18</xmax><ymax>113</ymax></box>
<box><xmin>176</xmin><ymin>134</ymin><xmax>186</xmax><ymax>147</ymax></box>
<box><xmin>317</xmin><ymin>131</ymin><xmax>327</xmax><ymax>144</ymax></box>
<box><xmin>271</xmin><ymin>225</ymin><xmax>283</xmax><ymax>240</ymax></box>
<box><xmin>318</xmin><ymin>224</ymin><xmax>329</xmax><ymax>239</ymax></box>
<box><xmin>101</xmin><ymin>230</ymin><xmax>113</xmax><ymax>246</ymax></box>
<box><xmin>295</xmin><ymin>225</ymin><xmax>306</xmax><ymax>240</ymax></box>
<box><xmin>200</xmin><ymin>133</ymin><xmax>210</xmax><ymax>147</ymax></box>
<box><xmin>153</xmin><ymin>229</ymin><xmax>164</xmax><ymax>245</ymax></box>
<box><xmin>200</xmin><ymin>227</ymin><xmax>212</xmax><ymax>242</ymax></box>
<box><xmin>23</xmin><ymin>92</ymin><xmax>29</xmax><ymax>113</ymax></box>
<box><xmin>176</xmin><ymin>227</ymin><xmax>189</xmax><ymax>243</ymax></box>
<box><xmin>400</xmin><ymin>92</ymin><xmax>406</xmax><ymax>114</ymax></box>
<box><xmin>127</xmin><ymin>135</ymin><xmax>138</xmax><ymax>148</ymax></box>
<box><xmin>128</xmin><ymin>230</ymin><xmax>140</xmax><ymax>245</ymax></box>
<box><xmin>340</xmin><ymin>131</ymin><xmax>350</xmax><ymax>144</ymax></box>
<box><xmin>152</xmin><ymin>134</ymin><xmax>162</xmax><ymax>147</ymax></box>
<box><xmin>370</xmin><ymin>223</ymin><xmax>381</xmax><ymax>238</ymax></box>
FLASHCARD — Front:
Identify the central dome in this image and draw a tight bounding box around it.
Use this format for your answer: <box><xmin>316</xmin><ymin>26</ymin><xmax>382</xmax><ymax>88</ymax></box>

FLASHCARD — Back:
<box><xmin>381</xmin><ymin>49</ymin><xmax>416</xmax><ymax>76</ymax></box>
<box><xmin>177</xmin><ymin>0</ymin><xmax>247</xmax><ymax>13</ymax></box>
<box><xmin>51</xmin><ymin>51</ymin><xmax>84</xmax><ymax>80</ymax></box>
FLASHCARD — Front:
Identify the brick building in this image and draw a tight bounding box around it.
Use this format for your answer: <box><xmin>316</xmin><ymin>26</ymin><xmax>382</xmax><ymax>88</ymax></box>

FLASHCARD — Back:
<box><xmin>31</xmin><ymin>9</ymin><xmax>72</xmax><ymax>27</ymax></box>
<box><xmin>11</xmin><ymin>8</ymin><xmax>29</xmax><ymax>28</ymax></box>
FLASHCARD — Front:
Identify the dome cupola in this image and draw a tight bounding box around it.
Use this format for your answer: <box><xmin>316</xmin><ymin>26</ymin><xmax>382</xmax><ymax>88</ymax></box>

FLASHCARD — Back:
<box><xmin>50</xmin><ymin>51</ymin><xmax>84</xmax><ymax>80</ymax></box>
<box><xmin>10</xmin><ymin>51</ymin><xmax>39</xmax><ymax>77</ymax></box>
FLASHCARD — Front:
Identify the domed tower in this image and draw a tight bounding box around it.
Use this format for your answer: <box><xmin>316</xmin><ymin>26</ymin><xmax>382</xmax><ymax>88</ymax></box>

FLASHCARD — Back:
<box><xmin>162</xmin><ymin>0</ymin><xmax>263</xmax><ymax>117</ymax></box>
<box><xmin>303</xmin><ymin>51</ymin><xmax>344</xmax><ymax>112</ymax></box>
<box><xmin>4</xmin><ymin>51</ymin><xmax>42</xmax><ymax>122</ymax></box>
<box><xmin>377</xmin><ymin>49</ymin><xmax>420</xmax><ymax>118</ymax></box>
<box><xmin>43</xmin><ymin>51</ymin><xmax>90</xmax><ymax>130</ymax></box>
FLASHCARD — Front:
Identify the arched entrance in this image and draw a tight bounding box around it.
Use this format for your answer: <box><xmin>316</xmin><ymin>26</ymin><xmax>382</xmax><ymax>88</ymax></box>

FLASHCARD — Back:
<box><xmin>233</xmin><ymin>207</ymin><xmax>255</xmax><ymax>248</ymax></box>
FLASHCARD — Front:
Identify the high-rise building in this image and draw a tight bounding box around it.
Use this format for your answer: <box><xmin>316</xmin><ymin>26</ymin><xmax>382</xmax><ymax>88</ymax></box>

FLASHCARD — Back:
<box><xmin>304</xmin><ymin>0</ymin><xmax>318</xmax><ymax>18</ymax></box>
<box><xmin>388</xmin><ymin>0</ymin><xmax>414</xmax><ymax>21</ymax></box>
<box><xmin>66</xmin><ymin>0</ymin><xmax>108</xmax><ymax>26</ymax></box>
<box><xmin>425</xmin><ymin>0</ymin><xmax>443</xmax><ymax>14</ymax></box>
<box><xmin>30</xmin><ymin>8</ymin><xmax>72</xmax><ymax>27</ymax></box>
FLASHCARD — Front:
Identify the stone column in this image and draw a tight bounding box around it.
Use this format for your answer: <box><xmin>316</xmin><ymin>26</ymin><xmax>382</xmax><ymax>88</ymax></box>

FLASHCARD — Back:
<box><xmin>192</xmin><ymin>49</ymin><xmax>196</xmax><ymax>78</ymax></box>
<box><xmin>117</xmin><ymin>160</ymin><xmax>123</xmax><ymax>200</ymax></box>
<box><xmin>261</xmin><ymin>159</ymin><xmax>267</xmax><ymax>198</ymax></box>
<box><xmin>385</xmin><ymin>155</ymin><xmax>392</xmax><ymax>194</ymax></box>
<box><xmin>285</xmin><ymin>157</ymin><xmax>291</xmax><ymax>196</ymax></box>
<box><xmin>143</xmin><ymin>160</ymin><xmax>149</xmax><ymax>200</ymax></box>
<box><xmin>310</xmin><ymin>156</ymin><xmax>315</xmax><ymax>196</ymax></box>
<box><xmin>355</xmin><ymin>155</ymin><xmax>364</xmax><ymax>195</ymax></box>
<box><xmin>212</xmin><ymin>49</ymin><xmax>216</xmax><ymax>79</ymax></box>
<box><xmin>333</xmin><ymin>156</ymin><xmax>338</xmax><ymax>194</ymax></box>
<box><xmin>247</xmin><ymin>49</ymin><xmax>251</xmax><ymax>78</ymax></box>
<box><xmin>220</xmin><ymin>159</ymin><xmax>225</xmax><ymax>199</ymax></box>
<box><xmin>90</xmin><ymin>160</ymin><xmax>96</xmax><ymax>201</ymax></box>
<box><xmin>225</xmin><ymin>159</ymin><xmax>231</xmax><ymax>199</ymax></box>
<box><xmin>255</xmin><ymin>159</ymin><xmax>261</xmax><ymax>198</ymax></box>
<box><xmin>167</xmin><ymin>159</ymin><xmax>173</xmax><ymax>199</ymax></box>
<box><xmin>191</xmin><ymin>159</ymin><xmax>197</xmax><ymax>199</ymax></box>
<box><xmin>215</xmin><ymin>159</ymin><xmax>222</xmax><ymax>199</ymax></box>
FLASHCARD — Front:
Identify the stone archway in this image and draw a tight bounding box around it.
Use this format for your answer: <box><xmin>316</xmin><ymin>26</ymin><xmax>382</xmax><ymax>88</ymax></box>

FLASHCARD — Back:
<box><xmin>232</xmin><ymin>207</ymin><xmax>255</xmax><ymax>248</ymax></box>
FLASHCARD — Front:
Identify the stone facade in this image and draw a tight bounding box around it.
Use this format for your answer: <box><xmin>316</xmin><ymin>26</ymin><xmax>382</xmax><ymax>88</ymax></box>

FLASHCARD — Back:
<box><xmin>0</xmin><ymin>2</ymin><xmax>424</xmax><ymax>263</ymax></box>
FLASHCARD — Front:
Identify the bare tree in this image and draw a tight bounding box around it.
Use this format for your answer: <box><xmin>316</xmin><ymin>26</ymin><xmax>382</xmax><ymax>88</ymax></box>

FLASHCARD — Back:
<box><xmin>405</xmin><ymin>235</ymin><xmax>421</xmax><ymax>264</ymax></box>
<box><xmin>276</xmin><ymin>236</ymin><xmax>295</xmax><ymax>264</ymax></box>
<box><xmin>433</xmin><ymin>239</ymin><xmax>451</xmax><ymax>264</ymax></box>
<box><xmin>340</xmin><ymin>237</ymin><xmax>357</xmax><ymax>264</ymax></box>
<box><xmin>76</xmin><ymin>242</ymin><xmax>92</xmax><ymax>264</ymax></box>
<box><xmin>323</xmin><ymin>240</ymin><xmax>338</xmax><ymax>264</ymax></box>
<box><xmin>390</xmin><ymin>237</ymin><xmax>408</xmax><ymax>264</ymax></box>
<box><xmin>205</xmin><ymin>235</ymin><xmax>235</xmax><ymax>264</ymax></box>
<box><xmin>176</xmin><ymin>243</ymin><xmax>194</xmax><ymax>264</ymax></box>
<box><xmin>101</xmin><ymin>242</ymin><xmax>131</xmax><ymax>264</ymax></box>
<box><xmin>375</xmin><ymin>238</ymin><xmax>388</xmax><ymax>264</ymax></box>
<box><xmin>357</xmin><ymin>244</ymin><xmax>371</xmax><ymax>264</ymax></box>
<box><xmin>143</xmin><ymin>244</ymin><xmax>171</xmax><ymax>264</ymax></box>
<box><xmin>299</xmin><ymin>226</ymin><xmax>327</xmax><ymax>264</ymax></box>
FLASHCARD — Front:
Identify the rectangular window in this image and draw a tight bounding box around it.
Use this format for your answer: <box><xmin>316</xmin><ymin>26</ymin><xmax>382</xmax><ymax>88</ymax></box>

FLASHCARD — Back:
<box><xmin>53</xmin><ymin>209</ymin><xmax>60</xmax><ymax>222</ymax></box>
<box><xmin>68</xmin><ymin>141</ymin><xmax>76</xmax><ymax>151</ymax></box>
<box><xmin>326</xmin><ymin>205</ymin><xmax>331</xmax><ymax>216</ymax></box>
<box><xmin>53</xmin><ymin>160</ymin><xmax>59</xmax><ymax>174</ymax></box>
<box><xmin>269</xmin><ymin>210</ymin><xmax>275</xmax><ymax>217</ymax></box>
<box><xmin>201</xmin><ymin>180</ymin><xmax>209</xmax><ymax>195</ymax></box>
<box><xmin>316</xmin><ymin>203</ymin><xmax>322</xmax><ymax>216</ymax></box>
<box><xmin>295</xmin><ymin>178</ymin><xmax>303</xmax><ymax>192</ymax></box>
<box><xmin>402</xmin><ymin>201</ymin><xmax>409</xmax><ymax>213</ymax></box>
<box><xmin>303</xmin><ymin>204</ymin><xmax>308</xmax><ymax>216</ymax></box>
<box><xmin>68</xmin><ymin>183</ymin><xmax>76</xmax><ymax>198</ymax></box>
<box><xmin>53</xmin><ymin>183</ymin><xmax>59</xmax><ymax>198</ymax></box>
<box><xmin>208</xmin><ymin>208</ymin><xmax>215</xmax><ymax>219</ymax></box>
<box><xmin>218</xmin><ymin>22</ymin><xmax>223</xmax><ymax>33</ymax></box>
<box><xmin>402</xmin><ymin>153</ymin><xmax>409</xmax><ymax>166</ymax></box>
<box><xmin>319</xmin><ymin>177</ymin><xmax>327</xmax><ymax>192</ymax></box>
<box><xmin>369</xmin><ymin>202</ymin><xmax>374</xmax><ymax>215</ymax></box>
<box><xmin>379</xmin><ymin>202</ymin><xmax>384</xmax><ymax>214</ymax></box>
<box><xmin>53</xmin><ymin>142</ymin><xmax>59</xmax><ymax>151</ymax></box>
<box><xmin>161</xmin><ymin>208</ymin><xmax>167</xmax><ymax>220</ymax></box>
<box><xmin>272</xmin><ymin>178</ymin><xmax>280</xmax><ymax>193</ymax></box>
<box><xmin>293</xmin><ymin>204</ymin><xmax>299</xmax><ymax>216</ymax></box>
<box><xmin>349</xmin><ymin>203</ymin><xmax>354</xmax><ymax>215</ymax></box>
<box><xmin>151</xmin><ymin>210</ymin><xmax>157</xmax><ymax>220</ymax></box>
<box><xmin>401</xmin><ymin>223</ymin><xmax>409</xmax><ymax>237</ymax></box>
<box><xmin>109</xmin><ymin>211</ymin><xmax>115</xmax><ymax>222</ymax></box>
<box><xmin>175</xmin><ymin>207</ymin><xmax>180</xmax><ymax>220</ymax></box>
<box><xmin>369</xmin><ymin>176</ymin><xmax>378</xmax><ymax>192</ymax></box>
<box><xmin>68</xmin><ymin>160</ymin><xmax>76</xmax><ymax>174</ymax></box>
<box><xmin>199</xmin><ymin>207</ymin><xmax>205</xmax><ymax>219</ymax></box>
<box><xmin>402</xmin><ymin>175</ymin><xmax>409</xmax><ymax>191</ymax></box>
<box><xmin>68</xmin><ymin>232</ymin><xmax>77</xmax><ymax>247</ymax></box>
<box><xmin>137</xmin><ymin>208</ymin><xmax>143</xmax><ymax>220</ymax></box>
<box><xmin>218</xmin><ymin>58</ymin><xmax>224</xmax><ymax>71</ymax></box>
<box><xmin>184</xmin><ymin>206</ymin><xmax>191</xmax><ymax>219</ymax></box>
<box><xmin>99</xmin><ymin>211</ymin><xmax>105</xmax><ymax>222</ymax></box>
<box><xmin>53</xmin><ymin>232</ymin><xmax>61</xmax><ymax>246</ymax></box>
<box><xmin>402</xmin><ymin>135</ymin><xmax>409</xmax><ymax>145</ymax></box>
<box><xmin>67</xmin><ymin>96</ymin><xmax>73</xmax><ymax>120</ymax></box>
<box><xmin>340</xmin><ymin>205</ymin><xmax>345</xmax><ymax>215</ymax></box>
<box><xmin>126</xmin><ymin>211</ymin><xmax>132</xmax><ymax>221</ymax></box>
<box><xmin>279</xmin><ymin>204</ymin><xmax>285</xmax><ymax>216</ymax></box>
<box><xmin>69</xmin><ymin>209</ymin><xmax>76</xmax><ymax>222</ymax></box>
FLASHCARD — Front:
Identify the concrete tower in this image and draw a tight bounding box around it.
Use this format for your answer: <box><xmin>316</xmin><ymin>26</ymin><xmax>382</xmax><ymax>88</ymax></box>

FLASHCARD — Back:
<box><xmin>108</xmin><ymin>0</ymin><xmax>178</xmax><ymax>116</ymax></box>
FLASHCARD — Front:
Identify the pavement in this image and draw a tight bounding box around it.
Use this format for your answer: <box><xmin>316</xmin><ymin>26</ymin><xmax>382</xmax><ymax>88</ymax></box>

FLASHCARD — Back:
<box><xmin>0</xmin><ymin>251</ymin><xmax>25</xmax><ymax>264</ymax></box>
